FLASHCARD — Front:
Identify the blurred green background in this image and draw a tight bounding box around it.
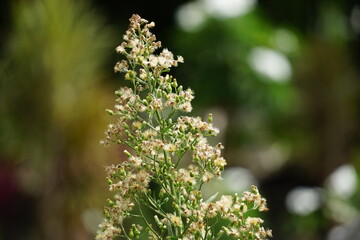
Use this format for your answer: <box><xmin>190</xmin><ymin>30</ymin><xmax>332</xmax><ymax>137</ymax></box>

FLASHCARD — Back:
<box><xmin>1</xmin><ymin>0</ymin><xmax>360</xmax><ymax>239</ymax></box>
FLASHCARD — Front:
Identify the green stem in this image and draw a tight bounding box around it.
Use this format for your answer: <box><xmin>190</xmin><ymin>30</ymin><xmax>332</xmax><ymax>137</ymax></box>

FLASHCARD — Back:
<box><xmin>119</xmin><ymin>224</ymin><xmax>131</xmax><ymax>240</ymax></box>
<box><xmin>135</xmin><ymin>197</ymin><xmax>161</xmax><ymax>239</ymax></box>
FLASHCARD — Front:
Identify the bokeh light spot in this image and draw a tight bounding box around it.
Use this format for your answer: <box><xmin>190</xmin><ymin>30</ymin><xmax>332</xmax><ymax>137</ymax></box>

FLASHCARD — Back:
<box><xmin>201</xmin><ymin>167</ymin><xmax>258</xmax><ymax>199</ymax></box>
<box><xmin>223</xmin><ymin>167</ymin><xmax>258</xmax><ymax>193</ymax></box>
<box><xmin>201</xmin><ymin>0</ymin><xmax>256</xmax><ymax>18</ymax></box>
<box><xmin>286</xmin><ymin>187</ymin><xmax>322</xmax><ymax>216</ymax></box>
<box><xmin>326</xmin><ymin>164</ymin><xmax>357</xmax><ymax>199</ymax></box>
<box><xmin>176</xmin><ymin>2</ymin><xmax>206</xmax><ymax>32</ymax></box>
<box><xmin>248</xmin><ymin>47</ymin><xmax>292</xmax><ymax>82</ymax></box>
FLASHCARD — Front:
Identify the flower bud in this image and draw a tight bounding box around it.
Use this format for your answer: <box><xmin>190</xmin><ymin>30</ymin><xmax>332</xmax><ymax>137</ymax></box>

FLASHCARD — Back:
<box><xmin>159</xmin><ymin>189</ymin><xmax>165</xmax><ymax>199</ymax></box>
<box><xmin>107</xmin><ymin>199</ymin><xmax>115</xmax><ymax>207</ymax></box>
<box><xmin>157</xmin><ymin>90</ymin><xmax>162</xmax><ymax>98</ymax></box>
<box><xmin>125</xmin><ymin>70</ymin><xmax>136</xmax><ymax>80</ymax></box>
<box><xmin>129</xmin><ymin>229</ymin><xmax>134</xmax><ymax>238</ymax></box>
<box><xmin>154</xmin><ymin>215</ymin><xmax>163</xmax><ymax>228</ymax></box>
<box><xmin>208</xmin><ymin>113</ymin><xmax>213</xmax><ymax>123</ymax></box>
<box><xmin>122</xmin><ymin>122</ymin><xmax>129</xmax><ymax>129</ymax></box>
<box><xmin>104</xmin><ymin>209</ymin><xmax>111</xmax><ymax>220</ymax></box>
<box><xmin>106</xmin><ymin>109</ymin><xmax>115</xmax><ymax>115</ymax></box>
<box><xmin>124</xmin><ymin>150</ymin><xmax>132</xmax><ymax>157</ymax></box>
<box><xmin>106</xmin><ymin>177</ymin><xmax>113</xmax><ymax>185</ymax></box>
<box><xmin>173</xmin><ymin>202</ymin><xmax>180</xmax><ymax>211</ymax></box>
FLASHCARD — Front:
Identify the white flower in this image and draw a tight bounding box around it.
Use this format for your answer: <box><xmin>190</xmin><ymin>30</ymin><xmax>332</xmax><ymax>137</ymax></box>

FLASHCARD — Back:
<box><xmin>148</xmin><ymin>54</ymin><xmax>158</xmax><ymax>67</ymax></box>
<box><xmin>177</xmin><ymin>168</ymin><xmax>196</xmax><ymax>185</ymax></box>
<box><xmin>245</xmin><ymin>217</ymin><xmax>264</xmax><ymax>228</ymax></box>
<box><xmin>216</xmin><ymin>195</ymin><xmax>233</xmax><ymax>213</ymax></box>
<box><xmin>177</xmin><ymin>55</ymin><xmax>184</xmax><ymax>63</ymax></box>
<box><xmin>115</xmin><ymin>45</ymin><xmax>125</xmax><ymax>53</ymax></box>
<box><xmin>164</xmin><ymin>143</ymin><xmax>177</xmax><ymax>152</ymax></box>
<box><xmin>179</xmin><ymin>101</ymin><xmax>193</xmax><ymax>112</ymax></box>
<box><xmin>214</xmin><ymin>157</ymin><xmax>226</xmax><ymax>168</ymax></box>
<box><xmin>167</xmin><ymin>214</ymin><xmax>182</xmax><ymax>227</ymax></box>
<box><xmin>129</xmin><ymin>156</ymin><xmax>143</xmax><ymax>167</ymax></box>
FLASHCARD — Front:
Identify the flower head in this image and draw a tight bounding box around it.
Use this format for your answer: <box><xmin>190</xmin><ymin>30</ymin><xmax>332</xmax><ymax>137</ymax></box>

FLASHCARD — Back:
<box><xmin>97</xmin><ymin>14</ymin><xmax>271</xmax><ymax>240</ymax></box>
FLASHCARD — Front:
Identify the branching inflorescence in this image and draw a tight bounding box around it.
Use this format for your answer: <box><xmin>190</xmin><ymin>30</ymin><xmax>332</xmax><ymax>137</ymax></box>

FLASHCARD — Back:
<box><xmin>96</xmin><ymin>14</ymin><xmax>272</xmax><ymax>240</ymax></box>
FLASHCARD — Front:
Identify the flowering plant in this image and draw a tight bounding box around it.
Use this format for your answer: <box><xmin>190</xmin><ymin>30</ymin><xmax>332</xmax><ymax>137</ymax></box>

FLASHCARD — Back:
<box><xmin>96</xmin><ymin>14</ymin><xmax>272</xmax><ymax>240</ymax></box>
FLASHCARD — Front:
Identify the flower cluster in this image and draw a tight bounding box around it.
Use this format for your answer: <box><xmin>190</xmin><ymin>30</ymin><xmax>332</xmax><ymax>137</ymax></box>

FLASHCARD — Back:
<box><xmin>96</xmin><ymin>14</ymin><xmax>272</xmax><ymax>240</ymax></box>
